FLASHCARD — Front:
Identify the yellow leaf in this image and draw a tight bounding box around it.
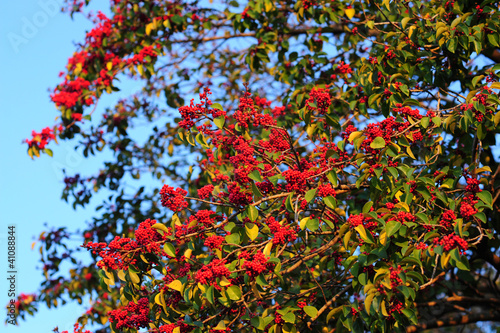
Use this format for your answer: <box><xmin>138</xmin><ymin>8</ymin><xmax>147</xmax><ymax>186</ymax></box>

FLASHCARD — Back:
<box><xmin>129</xmin><ymin>271</ymin><xmax>140</xmax><ymax>284</ymax></box>
<box><xmin>476</xmin><ymin>166</ymin><xmax>492</xmax><ymax>173</ymax></box>
<box><xmin>395</xmin><ymin>202</ymin><xmax>409</xmax><ymax>212</ymax></box>
<box><xmin>300</xmin><ymin>217</ymin><xmax>309</xmax><ymax>230</ymax></box>
<box><xmin>219</xmin><ymin>276</ymin><xmax>231</xmax><ymax>286</ymax></box>
<box><xmin>381</xmin><ymin>300</ymin><xmax>389</xmax><ymax>316</ymax></box>
<box><xmin>172</xmin><ymin>214</ymin><xmax>182</xmax><ymax>226</ymax></box>
<box><xmin>117</xmin><ymin>270</ymin><xmax>126</xmax><ymax>281</ymax></box>
<box><xmin>263</xmin><ymin>242</ymin><xmax>272</xmax><ymax>257</ymax></box>
<box><xmin>213</xmin><ymin>320</ymin><xmax>226</xmax><ymax>330</ymax></box>
<box><xmin>345</xmin><ymin>8</ymin><xmax>355</xmax><ymax>19</ymax></box>
<box><xmin>168</xmin><ymin>280</ymin><xmax>183</xmax><ymax>292</ymax></box>
<box><xmin>406</xmin><ymin>146</ymin><xmax>416</xmax><ymax>159</ymax></box>
<box><xmin>355</xmin><ymin>225</ymin><xmax>373</xmax><ymax>243</ymax></box>
<box><xmin>146</xmin><ymin>22</ymin><xmax>154</xmax><ymax>36</ymax></box>
<box><xmin>184</xmin><ymin>248</ymin><xmax>192</xmax><ymax>259</ymax></box>
<box><xmin>106</xmin><ymin>62</ymin><xmax>113</xmax><ymax>71</ymax></box>
<box><xmin>151</xmin><ymin>223</ymin><xmax>169</xmax><ymax>234</ymax></box>
<box><xmin>348</xmin><ymin>131</ymin><xmax>363</xmax><ymax>143</ymax></box>
<box><xmin>245</xmin><ymin>223</ymin><xmax>259</xmax><ymax>241</ymax></box>
<box><xmin>154</xmin><ymin>292</ymin><xmax>163</xmax><ymax>306</ymax></box>
<box><xmin>343</xmin><ymin>230</ymin><xmax>352</xmax><ymax>248</ymax></box>
<box><xmin>173</xmin><ymin>327</ymin><xmax>180</xmax><ymax>333</ymax></box>
<box><xmin>379</xmin><ymin>230</ymin><xmax>387</xmax><ymax>246</ymax></box>
<box><xmin>251</xmin><ymin>283</ymin><xmax>262</xmax><ymax>299</ymax></box>
<box><xmin>104</xmin><ymin>269</ymin><xmax>115</xmax><ymax>285</ymax></box>
<box><xmin>74</xmin><ymin>62</ymin><xmax>83</xmax><ymax>75</ymax></box>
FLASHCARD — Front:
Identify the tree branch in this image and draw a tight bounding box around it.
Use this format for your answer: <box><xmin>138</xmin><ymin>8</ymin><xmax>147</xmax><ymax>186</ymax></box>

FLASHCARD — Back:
<box><xmin>406</xmin><ymin>310</ymin><xmax>500</xmax><ymax>332</ymax></box>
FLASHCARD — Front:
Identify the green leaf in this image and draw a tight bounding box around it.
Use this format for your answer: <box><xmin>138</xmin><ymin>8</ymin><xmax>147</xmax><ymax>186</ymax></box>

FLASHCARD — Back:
<box><xmin>226</xmin><ymin>285</ymin><xmax>242</xmax><ymax>300</ymax></box>
<box><xmin>214</xmin><ymin>115</ymin><xmax>225</xmax><ymax>129</ymax></box>
<box><xmin>206</xmin><ymin>285</ymin><xmax>215</xmax><ymax>304</ymax></box>
<box><xmin>370</xmin><ymin>137</ymin><xmax>386</xmax><ymax>149</ymax></box>
<box><xmin>432</xmin><ymin>116</ymin><xmax>442</xmax><ymax>126</ymax></box>
<box><xmin>386</xmin><ymin>221</ymin><xmax>402</xmax><ymax>237</ymax></box>
<box><xmin>225</xmin><ymin>233</ymin><xmax>241</xmax><ymax>245</ymax></box>
<box><xmin>306</xmin><ymin>218</ymin><xmax>319</xmax><ymax>232</ymax></box>
<box><xmin>447</xmin><ymin>37</ymin><xmax>457</xmax><ymax>53</ymax></box>
<box><xmin>285</xmin><ymin>193</ymin><xmax>294</xmax><ymax>212</ymax></box>
<box><xmin>362</xmin><ymin>201</ymin><xmax>373</xmax><ymax>214</ymax></box>
<box><xmin>248</xmin><ymin>169</ymin><xmax>263</xmax><ymax>182</ymax></box>
<box><xmin>163</xmin><ymin>242</ymin><xmax>176</xmax><ymax>257</ymax></box>
<box><xmin>305</xmin><ymin>188</ymin><xmax>317</xmax><ymax>203</ymax></box>
<box><xmin>420</xmin><ymin>117</ymin><xmax>429</xmax><ymax>128</ymax></box>
<box><xmin>282</xmin><ymin>312</ymin><xmax>296</xmax><ymax>323</ymax></box>
<box><xmin>303</xmin><ymin>306</ymin><xmax>318</xmax><ymax>318</ymax></box>
<box><xmin>324</xmin><ymin>196</ymin><xmax>336</xmax><ymax>209</ymax></box>
<box><xmin>212</xmin><ymin>103</ymin><xmax>223</xmax><ymax>110</ymax></box>
<box><xmin>247</xmin><ymin>205</ymin><xmax>259</xmax><ymax>221</ymax></box>
<box><xmin>251</xmin><ymin>317</ymin><xmax>264</xmax><ymax>329</ymax></box>
<box><xmin>476</xmin><ymin>191</ymin><xmax>492</xmax><ymax>207</ymax></box>
<box><xmin>327</xmin><ymin>170</ymin><xmax>338</xmax><ymax>187</ymax></box>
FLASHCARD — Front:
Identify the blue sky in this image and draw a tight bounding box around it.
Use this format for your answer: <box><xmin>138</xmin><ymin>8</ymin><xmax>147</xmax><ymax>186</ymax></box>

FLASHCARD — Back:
<box><xmin>0</xmin><ymin>0</ymin><xmax>107</xmax><ymax>331</ymax></box>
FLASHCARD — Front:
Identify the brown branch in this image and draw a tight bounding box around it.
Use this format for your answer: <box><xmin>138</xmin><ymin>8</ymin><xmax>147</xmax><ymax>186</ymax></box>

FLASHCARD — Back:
<box><xmin>417</xmin><ymin>295</ymin><xmax>500</xmax><ymax>307</ymax></box>
<box><xmin>406</xmin><ymin>310</ymin><xmax>500</xmax><ymax>332</ymax></box>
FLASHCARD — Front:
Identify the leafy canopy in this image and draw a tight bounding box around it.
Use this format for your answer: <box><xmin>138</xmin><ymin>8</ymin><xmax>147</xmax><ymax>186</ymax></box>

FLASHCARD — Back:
<box><xmin>20</xmin><ymin>0</ymin><xmax>500</xmax><ymax>332</ymax></box>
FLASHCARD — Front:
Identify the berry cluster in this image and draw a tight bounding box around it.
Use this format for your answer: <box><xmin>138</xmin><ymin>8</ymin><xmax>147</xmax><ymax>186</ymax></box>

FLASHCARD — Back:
<box><xmin>204</xmin><ymin>235</ymin><xmax>224</xmax><ymax>250</ymax></box>
<box><xmin>389</xmin><ymin>266</ymin><xmax>403</xmax><ymax>289</ymax></box>
<box><xmin>439</xmin><ymin>210</ymin><xmax>456</xmax><ymax>229</ymax></box>
<box><xmin>306</xmin><ymin>86</ymin><xmax>331</xmax><ymax>115</ymax></box>
<box><xmin>242</xmin><ymin>251</ymin><xmax>270</xmax><ymax>277</ymax></box>
<box><xmin>459</xmin><ymin>194</ymin><xmax>478</xmax><ymax>220</ymax></box>
<box><xmin>178</xmin><ymin>87</ymin><xmax>217</xmax><ymax>129</ymax></box>
<box><xmin>195</xmin><ymin>259</ymin><xmax>231</xmax><ymax>285</ymax></box>
<box><xmin>317</xmin><ymin>184</ymin><xmax>337</xmax><ymax>197</ymax></box>
<box><xmin>160</xmin><ymin>185</ymin><xmax>188</xmax><ymax>212</ymax></box>
<box><xmin>266</xmin><ymin>217</ymin><xmax>297</xmax><ymax>245</ymax></box>
<box><xmin>433</xmin><ymin>234</ymin><xmax>468</xmax><ymax>253</ymax></box>
<box><xmin>465</xmin><ymin>178</ymin><xmax>481</xmax><ymax>193</ymax></box>
<box><xmin>25</xmin><ymin>126</ymin><xmax>61</xmax><ymax>150</ymax></box>
<box><xmin>109</xmin><ymin>297</ymin><xmax>150</xmax><ymax>330</ymax></box>
<box><xmin>158</xmin><ymin>321</ymin><xmax>193</xmax><ymax>333</ymax></box>
<box><xmin>135</xmin><ymin>219</ymin><xmax>168</xmax><ymax>254</ymax></box>
<box><xmin>197</xmin><ymin>184</ymin><xmax>214</xmax><ymax>199</ymax></box>
<box><xmin>51</xmin><ymin>77</ymin><xmax>92</xmax><ymax>109</ymax></box>
<box><xmin>389</xmin><ymin>212</ymin><xmax>416</xmax><ymax>225</ymax></box>
<box><xmin>348</xmin><ymin>214</ymin><xmax>378</xmax><ymax>230</ymax></box>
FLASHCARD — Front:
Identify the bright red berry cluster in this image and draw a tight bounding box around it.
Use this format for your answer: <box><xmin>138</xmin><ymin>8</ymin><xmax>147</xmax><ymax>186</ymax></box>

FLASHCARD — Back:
<box><xmin>266</xmin><ymin>217</ymin><xmax>297</xmax><ymax>245</ymax></box>
<box><xmin>109</xmin><ymin>297</ymin><xmax>150</xmax><ymax>330</ymax></box>
<box><xmin>433</xmin><ymin>234</ymin><xmax>468</xmax><ymax>253</ymax></box>
<box><xmin>195</xmin><ymin>259</ymin><xmax>231</xmax><ymax>285</ymax></box>
<box><xmin>306</xmin><ymin>86</ymin><xmax>331</xmax><ymax>114</ymax></box>
<box><xmin>160</xmin><ymin>185</ymin><xmax>188</xmax><ymax>212</ymax></box>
